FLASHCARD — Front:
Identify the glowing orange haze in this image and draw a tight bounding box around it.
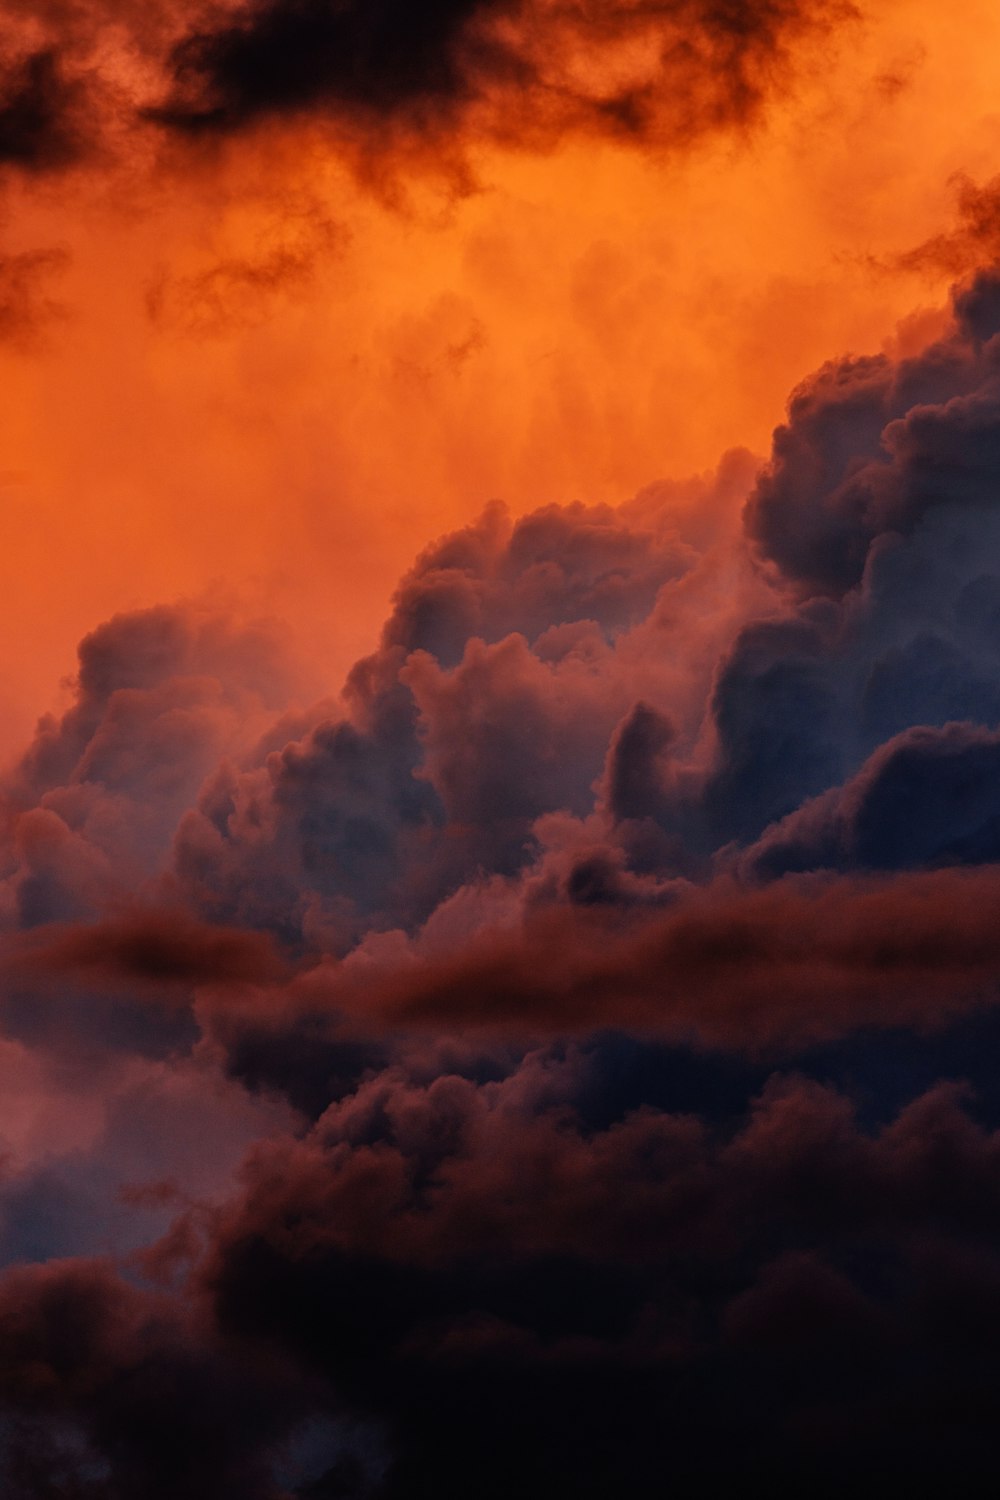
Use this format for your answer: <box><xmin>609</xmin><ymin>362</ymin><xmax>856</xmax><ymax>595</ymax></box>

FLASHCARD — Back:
<box><xmin>1</xmin><ymin>0</ymin><xmax>1000</xmax><ymax>758</ymax></box>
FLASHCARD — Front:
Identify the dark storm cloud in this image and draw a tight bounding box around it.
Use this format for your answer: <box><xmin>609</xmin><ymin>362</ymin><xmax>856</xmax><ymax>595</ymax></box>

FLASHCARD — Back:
<box><xmin>9</xmin><ymin>267</ymin><xmax>1000</xmax><ymax>1497</ymax></box>
<box><xmin>0</xmin><ymin>0</ymin><xmax>859</xmax><ymax>209</ymax></box>
<box><xmin>743</xmin><ymin>271</ymin><xmax>1000</xmax><ymax>597</ymax></box>
<box><xmin>0</xmin><ymin>1257</ymin><xmax>359</xmax><ymax>1500</ymax></box>
<box><xmin>742</xmin><ymin>721</ymin><xmax>1000</xmax><ymax>878</ymax></box>
<box><xmin>173</xmin><ymin>496</ymin><xmax>692</xmax><ymax>948</ymax></box>
<box><xmin>693</xmin><ymin>269</ymin><xmax>1000</xmax><ymax>847</ymax></box>
<box><xmin>0</xmin><ymin>604</ymin><xmax>296</xmax><ymax>928</ymax></box>
<box><xmin>164</xmin><ymin>273</ymin><xmax>1000</xmax><ymax>953</ymax></box>
<box><xmin>150</xmin><ymin>0</ymin><xmax>855</xmax><ymax>157</ymax></box>
<box><xmin>0</xmin><ymin>49</ymin><xmax>92</xmax><ymax>172</ymax></box>
<box><xmin>185</xmin><ymin>1063</ymin><xmax>1000</xmax><ymax>1495</ymax></box>
<box><xmin>155</xmin><ymin>0</ymin><xmax>505</xmax><ymax>130</ymax></box>
<box><xmin>11</xmin><ymin>1045</ymin><xmax>1000</xmax><ymax>1494</ymax></box>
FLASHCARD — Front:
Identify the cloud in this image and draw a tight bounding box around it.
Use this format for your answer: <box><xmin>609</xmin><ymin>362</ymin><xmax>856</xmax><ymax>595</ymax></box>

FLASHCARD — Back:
<box><xmin>0</xmin><ymin>49</ymin><xmax>93</xmax><ymax>173</ymax></box>
<box><xmin>180</xmin><ymin>1063</ymin><xmax>1000</xmax><ymax>1492</ymax></box>
<box><xmin>150</xmin><ymin>0</ymin><xmax>856</xmax><ymax>164</ymax></box>
<box><xmin>0</xmin><ymin>0</ymin><xmax>861</xmax><ymax>204</ymax></box>
<box><xmin>151</xmin><ymin>274</ymin><xmax>1000</xmax><ymax>965</ymax></box>
<box><xmin>298</xmin><ymin>865</ymin><xmax>1000</xmax><ymax>1047</ymax></box>
<box><xmin>743</xmin><ymin>269</ymin><xmax>1000</xmax><ymax>597</ymax></box>
<box><xmin>741</xmin><ymin>721</ymin><xmax>1000</xmax><ymax>877</ymax></box>
<box><xmin>145</xmin><ymin>205</ymin><xmax>346</xmax><ymax>337</ymax></box>
<box><xmin>0</xmin><ymin>604</ymin><xmax>297</xmax><ymax>927</ymax></box>
<box><xmin>0</xmin><ymin>247</ymin><xmax>69</xmax><ymax>347</ymax></box>
<box><xmin>171</xmin><ymin>493</ymin><xmax>705</xmax><ymax>948</ymax></box>
<box><xmin>13</xmin><ymin>907</ymin><xmax>287</xmax><ymax>991</ymax></box>
<box><xmin>3</xmin><ymin>272</ymin><xmax>1000</xmax><ymax>1009</ymax></box>
<box><xmin>0</xmin><ymin>1256</ymin><xmax>357</xmax><ymax>1499</ymax></box>
<box><xmin>9</xmin><ymin>1044</ymin><xmax>1000</xmax><ymax>1492</ymax></box>
<box><xmin>6</xmin><ymin>261</ymin><xmax>1000</xmax><ymax>1494</ymax></box>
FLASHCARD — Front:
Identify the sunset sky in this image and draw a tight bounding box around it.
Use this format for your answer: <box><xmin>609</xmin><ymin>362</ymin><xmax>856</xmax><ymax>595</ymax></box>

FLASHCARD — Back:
<box><xmin>4</xmin><ymin>0</ymin><xmax>1000</xmax><ymax>1494</ymax></box>
<box><xmin>6</xmin><ymin>0</ymin><xmax>1000</xmax><ymax>750</ymax></box>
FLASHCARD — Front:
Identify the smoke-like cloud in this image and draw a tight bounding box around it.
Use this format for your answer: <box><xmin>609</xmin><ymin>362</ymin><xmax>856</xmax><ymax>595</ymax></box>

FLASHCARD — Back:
<box><xmin>152</xmin><ymin>0</ymin><xmax>855</xmax><ymax>162</ymax></box>
<box><xmin>0</xmin><ymin>0</ymin><xmax>860</xmax><ymax>202</ymax></box>
<box><xmin>0</xmin><ymin>48</ymin><xmax>95</xmax><ymax>172</ymax></box>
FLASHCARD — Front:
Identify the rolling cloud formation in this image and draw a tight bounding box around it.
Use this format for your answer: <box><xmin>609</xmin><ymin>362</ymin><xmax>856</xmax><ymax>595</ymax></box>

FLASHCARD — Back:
<box><xmin>3</xmin><ymin>265</ymin><xmax>1000</xmax><ymax>1494</ymax></box>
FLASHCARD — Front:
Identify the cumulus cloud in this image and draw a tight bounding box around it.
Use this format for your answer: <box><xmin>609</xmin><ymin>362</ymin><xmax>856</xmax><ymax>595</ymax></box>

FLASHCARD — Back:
<box><xmin>152</xmin><ymin>275</ymin><xmax>1000</xmax><ymax>961</ymax></box>
<box><xmin>171</xmin><ymin>493</ymin><xmax>710</xmax><ymax>948</ymax></box>
<box><xmin>0</xmin><ymin>604</ymin><xmax>297</xmax><ymax>928</ymax></box>
<box><xmin>12</xmin><ymin>271</ymin><xmax>999</xmax><ymax>1002</ymax></box>
<box><xmin>6</xmin><ymin>267</ymin><xmax>1000</xmax><ymax>1492</ymax></box>
<box><xmin>741</xmin><ymin>721</ymin><xmax>1000</xmax><ymax>877</ymax></box>
<box><xmin>743</xmin><ymin>277</ymin><xmax>1000</xmax><ymax>597</ymax></box>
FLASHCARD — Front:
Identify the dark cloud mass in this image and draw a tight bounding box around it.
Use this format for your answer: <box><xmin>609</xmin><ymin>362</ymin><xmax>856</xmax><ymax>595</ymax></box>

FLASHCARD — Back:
<box><xmin>157</xmin><ymin>0</ymin><xmax>501</xmax><ymax>128</ymax></box>
<box><xmin>0</xmin><ymin>49</ymin><xmax>91</xmax><ymax>171</ymax></box>
<box><xmin>0</xmin><ymin>0</ymin><xmax>857</xmax><ymax>185</ymax></box>
<box><xmin>152</xmin><ymin>0</ymin><xmax>854</xmax><ymax>155</ymax></box>
<box><xmin>9</xmin><ymin>271</ymin><xmax>1000</xmax><ymax>1494</ymax></box>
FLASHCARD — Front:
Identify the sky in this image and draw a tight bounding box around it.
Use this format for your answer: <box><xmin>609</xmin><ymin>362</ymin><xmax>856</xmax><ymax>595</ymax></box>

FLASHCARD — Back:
<box><xmin>4</xmin><ymin>0</ymin><xmax>1000</xmax><ymax>1494</ymax></box>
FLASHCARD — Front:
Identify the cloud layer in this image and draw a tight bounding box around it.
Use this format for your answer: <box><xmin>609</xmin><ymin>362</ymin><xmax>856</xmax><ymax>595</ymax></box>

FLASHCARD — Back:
<box><xmin>5</xmin><ymin>266</ymin><xmax>1000</xmax><ymax>1492</ymax></box>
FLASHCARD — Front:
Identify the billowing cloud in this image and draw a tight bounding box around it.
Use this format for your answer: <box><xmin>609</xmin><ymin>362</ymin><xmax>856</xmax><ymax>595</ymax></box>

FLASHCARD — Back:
<box><xmin>5</xmin><ymin>245</ymin><xmax>1000</xmax><ymax>1492</ymax></box>
<box><xmin>742</xmin><ymin>721</ymin><xmax>1000</xmax><ymax>877</ymax></box>
<box><xmin>0</xmin><ymin>603</ymin><xmax>297</xmax><ymax>928</ymax></box>
<box><xmin>744</xmin><ymin>273</ymin><xmax>1000</xmax><ymax>597</ymax></box>
<box><xmin>4</xmin><ymin>1059</ymin><xmax>998</xmax><ymax>1493</ymax></box>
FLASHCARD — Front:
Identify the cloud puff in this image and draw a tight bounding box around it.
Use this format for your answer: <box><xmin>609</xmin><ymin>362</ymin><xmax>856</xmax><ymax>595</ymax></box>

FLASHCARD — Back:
<box><xmin>742</xmin><ymin>721</ymin><xmax>1000</xmax><ymax>877</ymax></box>
<box><xmin>0</xmin><ymin>604</ymin><xmax>296</xmax><ymax>928</ymax></box>
<box><xmin>171</xmin><ymin>494</ymin><xmax>706</xmax><ymax>947</ymax></box>
<box><xmin>744</xmin><ymin>275</ymin><xmax>1000</xmax><ymax>597</ymax></box>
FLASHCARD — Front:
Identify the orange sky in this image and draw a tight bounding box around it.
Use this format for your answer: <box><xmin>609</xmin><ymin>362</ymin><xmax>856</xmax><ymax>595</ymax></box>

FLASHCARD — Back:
<box><xmin>2</xmin><ymin>0</ymin><xmax>1000</xmax><ymax>757</ymax></box>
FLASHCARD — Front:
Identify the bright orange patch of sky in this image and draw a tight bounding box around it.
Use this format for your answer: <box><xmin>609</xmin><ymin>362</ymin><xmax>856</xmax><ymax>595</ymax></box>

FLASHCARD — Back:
<box><xmin>2</xmin><ymin>0</ymin><xmax>1000</xmax><ymax>757</ymax></box>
